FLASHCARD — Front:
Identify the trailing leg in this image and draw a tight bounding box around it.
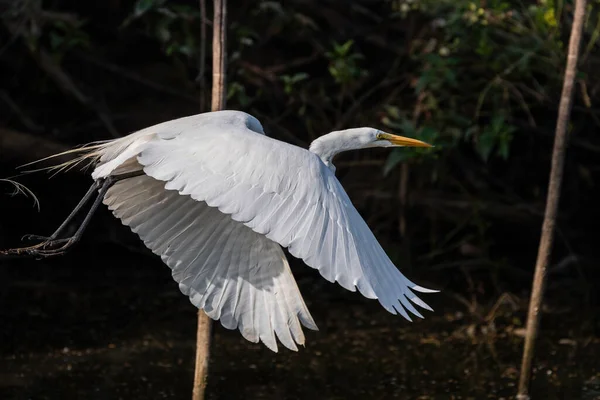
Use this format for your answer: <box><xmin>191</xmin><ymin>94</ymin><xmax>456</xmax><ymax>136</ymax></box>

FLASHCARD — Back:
<box><xmin>22</xmin><ymin>180</ymin><xmax>101</xmax><ymax>242</ymax></box>
<box><xmin>3</xmin><ymin>170</ymin><xmax>144</xmax><ymax>258</ymax></box>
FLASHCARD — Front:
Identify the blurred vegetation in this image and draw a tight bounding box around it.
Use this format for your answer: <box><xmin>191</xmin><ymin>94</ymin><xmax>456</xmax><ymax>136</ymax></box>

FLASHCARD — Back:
<box><xmin>1</xmin><ymin>0</ymin><xmax>599</xmax><ymax>304</ymax></box>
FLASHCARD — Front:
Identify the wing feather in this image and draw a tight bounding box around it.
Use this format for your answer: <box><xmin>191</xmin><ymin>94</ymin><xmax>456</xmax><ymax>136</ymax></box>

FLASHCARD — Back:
<box><xmin>104</xmin><ymin>173</ymin><xmax>317</xmax><ymax>352</ymax></box>
<box><xmin>91</xmin><ymin>111</ymin><xmax>436</xmax><ymax>353</ymax></box>
<box><xmin>132</xmin><ymin>121</ymin><xmax>437</xmax><ymax>319</ymax></box>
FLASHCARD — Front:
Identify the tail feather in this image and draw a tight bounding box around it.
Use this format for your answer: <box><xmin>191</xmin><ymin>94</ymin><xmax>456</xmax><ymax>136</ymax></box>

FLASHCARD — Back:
<box><xmin>18</xmin><ymin>141</ymin><xmax>113</xmax><ymax>177</ymax></box>
<box><xmin>18</xmin><ymin>130</ymin><xmax>156</xmax><ymax>180</ymax></box>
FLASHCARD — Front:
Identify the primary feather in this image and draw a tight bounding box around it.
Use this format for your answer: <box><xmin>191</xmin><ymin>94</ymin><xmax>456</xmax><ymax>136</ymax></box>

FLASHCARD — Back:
<box><xmin>104</xmin><ymin>173</ymin><xmax>316</xmax><ymax>352</ymax></box>
<box><xmin>58</xmin><ymin>110</ymin><xmax>437</xmax><ymax>351</ymax></box>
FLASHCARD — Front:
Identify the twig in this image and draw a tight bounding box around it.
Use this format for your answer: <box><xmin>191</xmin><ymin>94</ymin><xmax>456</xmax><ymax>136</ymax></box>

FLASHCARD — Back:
<box><xmin>503</xmin><ymin>82</ymin><xmax>537</xmax><ymax>127</ymax></box>
<box><xmin>0</xmin><ymin>127</ymin><xmax>68</xmax><ymax>164</ymax></box>
<box><xmin>0</xmin><ymin>90</ymin><xmax>44</xmax><ymax>132</ymax></box>
<box><xmin>238</xmin><ymin>61</ymin><xmax>277</xmax><ymax>82</ymax></box>
<box><xmin>35</xmin><ymin>48</ymin><xmax>119</xmax><ymax>138</ymax></box>
<box><xmin>475</xmin><ymin>50</ymin><xmax>536</xmax><ymax>119</ymax></box>
<box><xmin>333</xmin><ymin>77</ymin><xmax>406</xmax><ymax>130</ymax></box>
<box><xmin>2</xmin><ymin>18</ymin><xmax>119</xmax><ymax>137</ymax></box>
<box><xmin>192</xmin><ymin>2</ymin><xmax>227</xmax><ymax>399</ymax></box>
<box><xmin>197</xmin><ymin>0</ymin><xmax>207</xmax><ymax>111</ymax></box>
<box><xmin>238</xmin><ymin>52</ymin><xmax>319</xmax><ymax>87</ymax></box>
<box><xmin>266</xmin><ymin>52</ymin><xmax>320</xmax><ymax>74</ymax></box>
<box><xmin>78</xmin><ymin>53</ymin><xmax>197</xmax><ymax>103</ymax></box>
<box><xmin>516</xmin><ymin>0</ymin><xmax>587</xmax><ymax>398</ymax></box>
<box><xmin>39</xmin><ymin>10</ymin><xmax>80</xmax><ymax>25</ymax></box>
<box><xmin>0</xmin><ymin>178</ymin><xmax>39</xmax><ymax>210</ymax></box>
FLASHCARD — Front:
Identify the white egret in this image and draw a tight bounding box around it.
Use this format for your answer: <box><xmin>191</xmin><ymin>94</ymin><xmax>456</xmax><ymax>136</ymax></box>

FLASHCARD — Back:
<box><xmin>17</xmin><ymin>110</ymin><xmax>438</xmax><ymax>352</ymax></box>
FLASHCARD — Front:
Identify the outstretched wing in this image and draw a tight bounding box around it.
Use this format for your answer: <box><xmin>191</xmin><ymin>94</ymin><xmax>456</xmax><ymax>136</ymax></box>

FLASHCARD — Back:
<box><xmin>134</xmin><ymin>119</ymin><xmax>437</xmax><ymax>321</ymax></box>
<box><xmin>104</xmin><ymin>173</ymin><xmax>317</xmax><ymax>352</ymax></box>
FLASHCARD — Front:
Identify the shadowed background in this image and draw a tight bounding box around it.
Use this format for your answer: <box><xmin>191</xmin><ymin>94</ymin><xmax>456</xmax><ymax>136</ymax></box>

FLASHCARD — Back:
<box><xmin>1</xmin><ymin>0</ymin><xmax>600</xmax><ymax>399</ymax></box>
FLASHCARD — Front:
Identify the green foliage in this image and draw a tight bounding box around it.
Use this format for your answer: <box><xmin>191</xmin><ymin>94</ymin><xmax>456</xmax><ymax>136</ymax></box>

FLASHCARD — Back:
<box><xmin>227</xmin><ymin>82</ymin><xmax>253</xmax><ymax>108</ymax></box>
<box><xmin>382</xmin><ymin>0</ymin><xmax>596</xmax><ymax>164</ymax></box>
<box><xmin>381</xmin><ymin>106</ymin><xmax>440</xmax><ymax>175</ymax></box>
<box><xmin>414</xmin><ymin>54</ymin><xmax>459</xmax><ymax>93</ymax></box>
<box><xmin>2</xmin><ymin>2</ymin><xmax>90</xmax><ymax>57</ymax></box>
<box><xmin>325</xmin><ymin>41</ymin><xmax>368</xmax><ymax>86</ymax></box>
<box><xmin>112</xmin><ymin>0</ymin><xmax>599</xmax><ymax>170</ymax></box>
<box><xmin>123</xmin><ymin>0</ymin><xmax>200</xmax><ymax>61</ymax></box>
<box><xmin>475</xmin><ymin>115</ymin><xmax>516</xmax><ymax>161</ymax></box>
<box><xmin>123</xmin><ymin>0</ymin><xmax>168</xmax><ymax>25</ymax></box>
<box><xmin>280</xmin><ymin>73</ymin><xmax>309</xmax><ymax>95</ymax></box>
<box><xmin>48</xmin><ymin>20</ymin><xmax>90</xmax><ymax>57</ymax></box>
<box><xmin>2</xmin><ymin>0</ymin><xmax>599</xmax><ymax>279</ymax></box>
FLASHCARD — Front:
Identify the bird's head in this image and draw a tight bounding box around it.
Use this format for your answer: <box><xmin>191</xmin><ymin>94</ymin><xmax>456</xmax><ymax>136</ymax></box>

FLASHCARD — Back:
<box><xmin>345</xmin><ymin>127</ymin><xmax>433</xmax><ymax>149</ymax></box>
<box><xmin>309</xmin><ymin>127</ymin><xmax>432</xmax><ymax>170</ymax></box>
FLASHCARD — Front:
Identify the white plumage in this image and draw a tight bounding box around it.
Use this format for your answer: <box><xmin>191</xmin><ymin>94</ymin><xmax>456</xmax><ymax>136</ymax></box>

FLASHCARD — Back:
<box><xmin>82</xmin><ymin>110</ymin><xmax>437</xmax><ymax>352</ymax></box>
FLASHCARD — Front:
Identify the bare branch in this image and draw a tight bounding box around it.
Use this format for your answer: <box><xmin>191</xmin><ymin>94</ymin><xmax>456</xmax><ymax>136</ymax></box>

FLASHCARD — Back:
<box><xmin>0</xmin><ymin>178</ymin><xmax>39</xmax><ymax>210</ymax></box>
<box><xmin>0</xmin><ymin>127</ymin><xmax>68</xmax><ymax>164</ymax></box>
<box><xmin>210</xmin><ymin>0</ymin><xmax>227</xmax><ymax>112</ymax></box>
<box><xmin>2</xmin><ymin>19</ymin><xmax>120</xmax><ymax>138</ymax></box>
<box><xmin>78</xmin><ymin>54</ymin><xmax>197</xmax><ymax>103</ymax></box>
<box><xmin>0</xmin><ymin>90</ymin><xmax>44</xmax><ymax>132</ymax></box>
<box><xmin>517</xmin><ymin>0</ymin><xmax>588</xmax><ymax>398</ymax></box>
<box><xmin>192</xmin><ymin>1</ymin><xmax>228</xmax><ymax>399</ymax></box>
<box><xmin>197</xmin><ymin>0</ymin><xmax>208</xmax><ymax>111</ymax></box>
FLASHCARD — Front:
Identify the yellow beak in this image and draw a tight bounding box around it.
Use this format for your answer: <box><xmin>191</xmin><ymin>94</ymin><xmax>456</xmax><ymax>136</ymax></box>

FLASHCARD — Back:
<box><xmin>379</xmin><ymin>133</ymin><xmax>433</xmax><ymax>148</ymax></box>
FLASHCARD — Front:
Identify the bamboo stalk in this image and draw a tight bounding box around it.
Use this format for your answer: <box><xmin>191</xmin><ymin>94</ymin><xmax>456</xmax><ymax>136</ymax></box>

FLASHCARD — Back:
<box><xmin>211</xmin><ymin>0</ymin><xmax>227</xmax><ymax>112</ymax></box>
<box><xmin>197</xmin><ymin>0</ymin><xmax>207</xmax><ymax>111</ymax></box>
<box><xmin>192</xmin><ymin>311</ymin><xmax>212</xmax><ymax>400</ymax></box>
<box><xmin>516</xmin><ymin>1</ymin><xmax>587</xmax><ymax>398</ymax></box>
<box><xmin>192</xmin><ymin>1</ymin><xmax>227</xmax><ymax>400</ymax></box>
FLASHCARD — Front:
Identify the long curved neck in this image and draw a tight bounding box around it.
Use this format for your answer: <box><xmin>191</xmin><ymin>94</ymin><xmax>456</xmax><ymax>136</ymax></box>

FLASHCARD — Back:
<box><xmin>309</xmin><ymin>131</ymin><xmax>362</xmax><ymax>172</ymax></box>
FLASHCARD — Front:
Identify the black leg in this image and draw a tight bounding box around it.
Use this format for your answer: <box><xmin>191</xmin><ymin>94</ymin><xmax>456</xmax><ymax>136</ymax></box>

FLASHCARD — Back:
<box><xmin>23</xmin><ymin>180</ymin><xmax>100</xmax><ymax>242</ymax></box>
<box><xmin>2</xmin><ymin>170</ymin><xmax>145</xmax><ymax>258</ymax></box>
<box><xmin>23</xmin><ymin>178</ymin><xmax>114</xmax><ymax>256</ymax></box>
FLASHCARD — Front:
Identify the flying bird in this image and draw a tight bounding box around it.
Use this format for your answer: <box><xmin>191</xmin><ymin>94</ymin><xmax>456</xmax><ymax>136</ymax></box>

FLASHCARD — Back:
<box><xmin>17</xmin><ymin>110</ymin><xmax>438</xmax><ymax>352</ymax></box>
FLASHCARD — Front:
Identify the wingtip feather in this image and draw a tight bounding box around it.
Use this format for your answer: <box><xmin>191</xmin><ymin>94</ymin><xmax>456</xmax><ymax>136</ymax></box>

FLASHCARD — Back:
<box><xmin>411</xmin><ymin>284</ymin><xmax>440</xmax><ymax>293</ymax></box>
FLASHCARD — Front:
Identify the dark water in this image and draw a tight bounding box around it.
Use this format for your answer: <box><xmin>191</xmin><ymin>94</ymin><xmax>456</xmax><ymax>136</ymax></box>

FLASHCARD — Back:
<box><xmin>2</xmin><ymin>241</ymin><xmax>599</xmax><ymax>400</ymax></box>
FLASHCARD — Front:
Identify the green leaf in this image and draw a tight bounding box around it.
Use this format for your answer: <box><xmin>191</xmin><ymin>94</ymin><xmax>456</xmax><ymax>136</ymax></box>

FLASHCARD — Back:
<box><xmin>134</xmin><ymin>0</ymin><xmax>164</xmax><ymax>17</ymax></box>
<box><xmin>418</xmin><ymin>126</ymin><xmax>439</xmax><ymax>143</ymax></box>
<box><xmin>498</xmin><ymin>133</ymin><xmax>511</xmax><ymax>159</ymax></box>
<box><xmin>49</xmin><ymin>32</ymin><xmax>64</xmax><ymax>50</ymax></box>
<box><xmin>477</xmin><ymin>129</ymin><xmax>496</xmax><ymax>161</ymax></box>
<box><xmin>290</xmin><ymin>72</ymin><xmax>309</xmax><ymax>83</ymax></box>
<box><xmin>339</xmin><ymin>40</ymin><xmax>354</xmax><ymax>56</ymax></box>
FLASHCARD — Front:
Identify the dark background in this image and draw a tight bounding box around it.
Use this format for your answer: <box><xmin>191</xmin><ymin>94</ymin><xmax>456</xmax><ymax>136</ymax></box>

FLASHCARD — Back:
<box><xmin>1</xmin><ymin>0</ymin><xmax>600</xmax><ymax>399</ymax></box>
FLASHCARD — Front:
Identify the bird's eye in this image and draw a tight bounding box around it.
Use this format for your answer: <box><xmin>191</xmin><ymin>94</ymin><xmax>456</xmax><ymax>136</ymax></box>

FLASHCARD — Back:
<box><xmin>376</xmin><ymin>133</ymin><xmax>383</xmax><ymax>140</ymax></box>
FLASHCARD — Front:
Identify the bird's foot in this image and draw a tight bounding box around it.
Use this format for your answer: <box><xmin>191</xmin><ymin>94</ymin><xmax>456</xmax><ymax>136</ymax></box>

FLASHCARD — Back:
<box><xmin>22</xmin><ymin>234</ymin><xmax>53</xmax><ymax>242</ymax></box>
<box><xmin>6</xmin><ymin>238</ymin><xmax>73</xmax><ymax>258</ymax></box>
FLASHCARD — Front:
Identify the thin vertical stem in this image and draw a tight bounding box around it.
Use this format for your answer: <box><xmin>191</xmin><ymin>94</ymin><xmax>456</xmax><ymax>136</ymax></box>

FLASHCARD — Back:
<box><xmin>516</xmin><ymin>1</ymin><xmax>587</xmax><ymax>398</ymax></box>
<box><xmin>192</xmin><ymin>311</ymin><xmax>212</xmax><ymax>400</ymax></box>
<box><xmin>197</xmin><ymin>0</ymin><xmax>207</xmax><ymax>112</ymax></box>
<box><xmin>192</xmin><ymin>1</ymin><xmax>227</xmax><ymax>400</ymax></box>
<box><xmin>211</xmin><ymin>0</ymin><xmax>227</xmax><ymax>111</ymax></box>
